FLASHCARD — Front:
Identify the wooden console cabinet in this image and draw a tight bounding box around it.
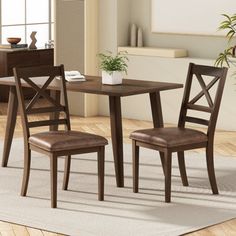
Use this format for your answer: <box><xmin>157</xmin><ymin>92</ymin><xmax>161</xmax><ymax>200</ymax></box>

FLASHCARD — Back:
<box><xmin>0</xmin><ymin>48</ymin><xmax>53</xmax><ymax>101</ymax></box>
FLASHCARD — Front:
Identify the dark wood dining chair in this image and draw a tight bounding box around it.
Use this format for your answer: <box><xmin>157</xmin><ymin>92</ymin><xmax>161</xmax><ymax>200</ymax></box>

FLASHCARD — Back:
<box><xmin>13</xmin><ymin>64</ymin><xmax>108</xmax><ymax>208</ymax></box>
<box><xmin>130</xmin><ymin>63</ymin><xmax>228</xmax><ymax>202</ymax></box>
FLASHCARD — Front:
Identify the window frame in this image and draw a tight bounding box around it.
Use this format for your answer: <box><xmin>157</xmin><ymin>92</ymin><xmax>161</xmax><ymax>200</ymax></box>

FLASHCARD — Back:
<box><xmin>0</xmin><ymin>0</ymin><xmax>53</xmax><ymax>45</ymax></box>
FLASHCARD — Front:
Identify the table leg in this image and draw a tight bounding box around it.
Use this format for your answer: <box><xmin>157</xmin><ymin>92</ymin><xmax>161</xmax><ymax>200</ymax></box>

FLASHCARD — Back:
<box><xmin>2</xmin><ymin>86</ymin><xmax>18</xmax><ymax>167</ymax></box>
<box><xmin>149</xmin><ymin>92</ymin><xmax>165</xmax><ymax>173</ymax></box>
<box><xmin>149</xmin><ymin>92</ymin><xmax>163</xmax><ymax>127</ymax></box>
<box><xmin>49</xmin><ymin>90</ymin><xmax>60</xmax><ymax>131</ymax></box>
<box><xmin>109</xmin><ymin>96</ymin><xmax>124</xmax><ymax>187</ymax></box>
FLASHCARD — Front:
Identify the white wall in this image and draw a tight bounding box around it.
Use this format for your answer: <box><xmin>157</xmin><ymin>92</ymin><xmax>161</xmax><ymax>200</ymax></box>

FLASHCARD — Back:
<box><xmin>151</xmin><ymin>0</ymin><xmax>236</xmax><ymax>36</ymax></box>
<box><xmin>54</xmin><ymin>0</ymin><xmax>84</xmax><ymax>71</ymax></box>
<box><xmin>117</xmin><ymin>0</ymin><xmax>131</xmax><ymax>46</ymax></box>
<box><xmin>98</xmin><ymin>0</ymin><xmax>132</xmax><ymax>53</ymax></box>
<box><xmin>54</xmin><ymin>0</ymin><xmax>85</xmax><ymax>115</ymax></box>
<box><xmin>98</xmin><ymin>0</ymin><xmax>118</xmax><ymax>54</ymax></box>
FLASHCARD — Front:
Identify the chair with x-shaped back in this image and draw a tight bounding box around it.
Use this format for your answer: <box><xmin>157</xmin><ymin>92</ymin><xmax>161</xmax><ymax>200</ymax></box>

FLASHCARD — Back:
<box><xmin>14</xmin><ymin>64</ymin><xmax>108</xmax><ymax>208</ymax></box>
<box><xmin>130</xmin><ymin>63</ymin><xmax>228</xmax><ymax>202</ymax></box>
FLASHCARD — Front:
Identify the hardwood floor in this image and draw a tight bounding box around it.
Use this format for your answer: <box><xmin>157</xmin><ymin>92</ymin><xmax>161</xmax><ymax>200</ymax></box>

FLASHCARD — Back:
<box><xmin>0</xmin><ymin>102</ymin><xmax>235</xmax><ymax>235</ymax></box>
<box><xmin>0</xmin><ymin>221</ymin><xmax>64</xmax><ymax>236</ymax></box>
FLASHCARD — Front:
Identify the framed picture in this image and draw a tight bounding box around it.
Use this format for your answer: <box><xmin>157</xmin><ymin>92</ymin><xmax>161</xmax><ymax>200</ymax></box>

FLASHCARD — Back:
<box><xmin>151</xmin><ymin>0</ymin><xmax>235</xmax><ymax>36</ymax></box>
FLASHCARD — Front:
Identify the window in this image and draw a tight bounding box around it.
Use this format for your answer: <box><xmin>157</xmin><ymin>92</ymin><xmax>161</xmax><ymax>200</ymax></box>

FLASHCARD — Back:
<box><xmin>0</xmin><ymin>0</ymin><xmax>54</xmax><ymax>47</ymax></box>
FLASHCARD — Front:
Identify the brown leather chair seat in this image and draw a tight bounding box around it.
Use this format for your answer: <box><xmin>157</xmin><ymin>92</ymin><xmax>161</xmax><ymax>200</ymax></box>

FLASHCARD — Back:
<box><xmin>29</xmin><ymin>130</ymin><xmax>108</xmax><ymax>152</ymax></box>
<box><xmin>130</xmin><ymin>127</ymin><xmax>208</xmax><ymax>148</ymax></box>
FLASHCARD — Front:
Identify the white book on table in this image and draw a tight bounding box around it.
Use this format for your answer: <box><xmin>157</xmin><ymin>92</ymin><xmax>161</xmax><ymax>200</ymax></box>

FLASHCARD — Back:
<box><xmin>57</xmin><ymin>71</ymin><xmax>86</xmax><ymax>82</ymax></box>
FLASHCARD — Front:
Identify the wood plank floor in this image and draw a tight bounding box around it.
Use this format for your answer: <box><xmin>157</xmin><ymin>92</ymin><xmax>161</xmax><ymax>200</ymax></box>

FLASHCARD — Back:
<box><xmin>0</xmin><ymin>103</ymin><xmax>235</xmax><ymax>235</ymax></box>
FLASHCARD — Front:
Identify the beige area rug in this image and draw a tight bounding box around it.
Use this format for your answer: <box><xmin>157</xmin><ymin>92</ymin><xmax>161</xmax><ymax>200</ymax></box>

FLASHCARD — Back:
<box><xmin>0</xmin><ymin>138</ymin><xmax>236</xmax><ymax>236</ymax></box>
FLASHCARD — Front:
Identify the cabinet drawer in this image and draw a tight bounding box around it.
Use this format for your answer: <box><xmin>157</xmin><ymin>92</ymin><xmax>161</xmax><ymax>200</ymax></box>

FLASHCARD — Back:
<box><xmin>7</xmin><ymin>50</ymin><xmax>41</xmax><ymax>68</ymax></box>
<box><xmin>39</xmin><ymin>49</ymin><xmax>53</xmax><ymax>65</ymax></box>
<box><xmin>0</xmin><ymin>48</ymin><xmax>53</xmax><ymax>101</ymax></box>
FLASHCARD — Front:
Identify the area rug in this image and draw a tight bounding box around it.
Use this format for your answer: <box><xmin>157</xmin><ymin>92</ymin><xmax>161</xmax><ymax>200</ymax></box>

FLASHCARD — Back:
<box><xmin>0</xmin><ymin>138</ymin><xmax>236</xmax><ymax>236</ymax></box>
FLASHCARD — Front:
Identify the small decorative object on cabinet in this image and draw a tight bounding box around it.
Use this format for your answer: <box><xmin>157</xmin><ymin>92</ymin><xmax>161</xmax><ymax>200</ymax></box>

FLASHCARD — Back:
<box><xmin>98</xmin><ymin>51</ymin><xmax>128</xmax><ymax>85</ymax></box>
<box><xmin>45</xmin><ymin>40</ymin><xmax>54</xmax><ymax>49</ymax></box>
<box><xmin>215</xmin><ymin>14</ymin><xmax>236</xmax><ymax>71</ymax></box>
<box><xmin>29</xmin><ymin>31</ymin><xmax>37</xmax><ymax>49</ymax></box>
<box><xmin>0</xmin><ymin>43</ymin><xmax>27</xmax><ymax>49</ymax></box>
<box><xmin>7</xmin><ymin>37</ymin><xmax>21</xmax><ymax>45</ymax></box>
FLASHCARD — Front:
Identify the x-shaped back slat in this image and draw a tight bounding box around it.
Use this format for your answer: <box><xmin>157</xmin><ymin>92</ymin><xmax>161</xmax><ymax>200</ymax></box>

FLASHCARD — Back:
<box><xmin>22</xmin><ymin>75</ymin><xmax>62</xmax><ymax>113</ymax></box>
<box><xmin>13</xmin><ymin>65</ymin><xmax>71</xmax><ymax>136</ymax></box>
<box><xmin>189</xmin><ymin>74</ymin><xmax>220</xmax><ymax>108</ymax></box>
<box><xmin>179</xmin><ymin>63</ymin><xmax>228</xmax><ymax>130</ymax></box>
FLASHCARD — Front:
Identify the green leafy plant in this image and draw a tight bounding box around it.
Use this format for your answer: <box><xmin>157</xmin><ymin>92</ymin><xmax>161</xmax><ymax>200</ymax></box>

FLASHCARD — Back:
<box><xmin>215</xmin><ymin>47</ymin><xmax>233</xmax><ymax>67</ymax></box>
<box><xmin>98</xmin><ymin>51</ymin><xmax>129</xmax><ymax>75</ymax></box>
<box><xmin>215</xmin><ymin>14</ymin><xmax>236</xmax><ymax>68</ymax></box>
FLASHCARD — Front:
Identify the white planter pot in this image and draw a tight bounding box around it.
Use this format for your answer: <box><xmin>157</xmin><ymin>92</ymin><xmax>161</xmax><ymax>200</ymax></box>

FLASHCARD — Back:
<box><xmin>102</xmin><ymin>71</ymin><xmax>123</xmax><ymax>85</ymax></box>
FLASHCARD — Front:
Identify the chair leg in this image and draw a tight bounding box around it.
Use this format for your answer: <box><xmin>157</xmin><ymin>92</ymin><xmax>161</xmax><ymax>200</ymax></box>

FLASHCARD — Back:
<box><xmin>159</xmin><ymin>152</ymin><xmax>166</xmax><ymax>176</ymax></box>
<box><xmin>62</xmin><ymin>155</ymin><xmax>71</xmax><ymax>190</ymax></box>
<box><xmin>177</xmin><ymin>151</ymin><xmax>189</xmax><ymax>186</ymax></box>
<box><xmin>206</xmin><ymin>145</ymin><xmax>218</xmax><ymax>194</ymax></box>
<box><xmin>164</xmin><ymin>150</ymin><xmax>172</xmax><ymax>203</ymax></box>
<box><xmin>21</xmin><ymin>148</ymin><xmax>31</xmax><ymax>196</ymax></box>
<box><xmin>97</xmin><ymin>146</ymin><xmax>105</xmax><ymax>201</ymax></box>
<box><xmin>132</xmin><ymin>140</ymin><xmax>139</xmax><ymax>193</ymax></box>
<box><xmin>50</xmin><ymin>154</ymin><xmax>58</xmax><ymax>208</ymax></box>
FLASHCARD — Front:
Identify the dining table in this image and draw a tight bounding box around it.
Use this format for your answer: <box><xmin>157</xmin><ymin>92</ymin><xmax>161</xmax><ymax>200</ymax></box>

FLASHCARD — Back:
<box><xmin>0</xmin><ymin>75</ymin><xmax>183</xmax><ymax>187</ymax></box>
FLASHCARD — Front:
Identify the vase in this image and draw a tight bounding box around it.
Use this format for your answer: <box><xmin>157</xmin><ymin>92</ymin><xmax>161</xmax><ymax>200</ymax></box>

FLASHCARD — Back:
<box><xmin>137</xmin><ymin>27</ymin><xmax>143</xmax><ymax>47</ymax></box>
<box><xmin>130</xmin><ymin>24</ymin><xmax>137</xmax><ymax>47</ymax></box>
<box><xmin>102</xmin><ymin>71</ymin><xmax>123</xmax><ymax>85</ymax></box>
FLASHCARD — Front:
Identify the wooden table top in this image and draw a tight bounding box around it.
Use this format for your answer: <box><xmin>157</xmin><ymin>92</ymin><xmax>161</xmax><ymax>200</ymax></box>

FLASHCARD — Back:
<box><xmin>0</xmin><ymin>75</ymin><xmax>183</xmax><ymax>97</ymax></box>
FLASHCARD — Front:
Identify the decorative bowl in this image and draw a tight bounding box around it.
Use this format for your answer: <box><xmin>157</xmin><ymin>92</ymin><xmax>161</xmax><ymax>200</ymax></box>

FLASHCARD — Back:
<box><xmin>7</xmin><ymin>37</ymin><xmax>21</xmax><ymax>44</ymax></box>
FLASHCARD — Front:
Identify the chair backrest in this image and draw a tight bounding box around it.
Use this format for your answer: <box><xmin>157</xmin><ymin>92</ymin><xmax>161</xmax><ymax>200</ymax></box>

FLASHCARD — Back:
<box><xmin>178</xmin><ymin>63</ymin><xmax>228</xmax><ymax>140</ymax></box>
<box><xmin>14</xmin><ymin>64</ymin><xmax>71</xmax><ymax>139</ymax></box>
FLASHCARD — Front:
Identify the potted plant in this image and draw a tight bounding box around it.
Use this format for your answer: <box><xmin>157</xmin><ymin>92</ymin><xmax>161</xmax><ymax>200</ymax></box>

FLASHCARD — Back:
<box><xmin>215</xmin><ymin>14</ymin><xmax>236</xmax><ymax>71</ymax></box>
<box><xmin>98</xmin><ymin>51</ymin><xmax>128</xmax><ymax>85</ymax></box>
